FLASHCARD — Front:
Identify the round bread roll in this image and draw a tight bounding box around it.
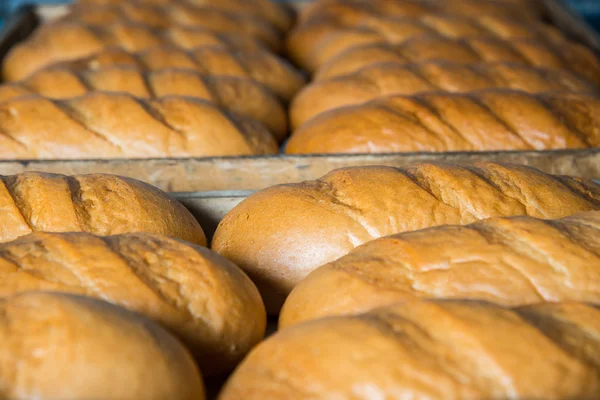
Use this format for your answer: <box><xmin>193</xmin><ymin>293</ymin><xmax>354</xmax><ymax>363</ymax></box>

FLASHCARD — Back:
<box><xmin>0</xmin><ymin>231</ymin><xmax>266</xmax><ymax>375</ymax></box>
<box><xmin>0</xmin><ymin>292</ymin><xmax>205</xmax><ymax>400</ymax></box>
<box><xmin>314</xmin><ymin>36</ymin><xmax>600</xmax><ymax>88</ymax></box>
<box><xmin>0</xmin><ymin>171</ymin><xmax>206</xmax><ymax>245</ymax></box>
<box><xmin>4</xmin><ymin>66</ymin><xmax>287</xmax><ymax>141</ymax></box>
<box><xmin>212</xmin><ymin>163</ymin><xmax>600</xmax><ymax>314</ymax></box>
<box><xmin>281</xmin><ymin>211</ymin><xmax>600</xmax><ymax>328</ymax></box>
<box><xmin>220</xmin><ymin>301</ymin><xmax>600</xmax><ymax>400</ymax></box>
<box><xmin>286</xmin><ymin>90</ymin><xmax>599</xmax><ymax>153</ymax></box>
<box><xmin>290</xmin><ymin>61</ymin><xmax>594</xmax><ymax>129</ymax></box>
<box><xmin>0</xmin><ymin>93</ymin><xmax>278</xmax><ymax>159</ymax></box>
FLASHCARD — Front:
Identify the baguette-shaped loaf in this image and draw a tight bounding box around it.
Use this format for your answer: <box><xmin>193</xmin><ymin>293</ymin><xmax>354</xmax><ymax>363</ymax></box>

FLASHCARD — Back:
<box><xmin>4</xmin><ymin>67</ymin><xmax>287</xmax><ymax>141</ymax></box>
<box><xmin>290</xmin><ymin>62</ymin><xmax>594</xmax><ymax>129</ymax></box>
<box><xmin>0</xmin><ymin>292</ymin><xmax>205</xmax><ymax>400</ymax></box>
<box><xmin>315</xmin><ymin>35</ymin><xmax>600</xmax><ymax>88</ymax></box>
<box><xmin>287</xmin><ymin>90</ymin><xmax>599</xmax><ymax>154</ymax></box>
<box><xmin>61</xmin><ymin>3</ymin><xmax>282</xmax><ymax>51</ymax></box>
<box><xmin>220</xmin><ymin>301</ymin><xmax>600</xmax><ymax>400</ymax></box>
<box><xmin>281</xmin><ymin>211</ymin><xmax>600</xmax><ymax>328</ymax></box>
<box><xmin>0</xmin><ymin>93</ymin><xmax>278</xmax><ymax>159</ymax></box>
<box><xmin>0</xmin><ymin>171</ymin><xmax>206</xmax><ymax>245</ymax></box>
<box><xmin>1</xmin><ymin>22</ymin><xmax>269</xmax><ymax>82</ymax></box>
<box><xmin>75</xmin><ymin>0</ymin><xmax>295</xmax><ymax>32</ymax></box>
<box><xmin>288</xmin><ymin>14</ymin><xmax>564</xmax><ymax>71</ymax></box>
<box><xmin>0</xmin><ymin>232</ymin><xmax>266</xmax><ymax>375</ymax></box>
<box><xmin>212</xmin><ymin>163</ymin><xmax>600</xmax><ymax>313</ymax></box>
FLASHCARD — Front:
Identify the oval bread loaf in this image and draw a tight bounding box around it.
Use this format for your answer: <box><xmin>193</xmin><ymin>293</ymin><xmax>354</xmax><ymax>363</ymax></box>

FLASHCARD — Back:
<box><xmin>315</xmin><ymin>35</ymin><xmax>600</xmax><ymax>88</ymax></box>
<box><xmin>4</xmin><ymin>67</ymin><xmax>287</xmax><ymax>141</ymax></box>
<box><xmin>281</xmin><ymin>211</ymin><xmax>600</xmax><ymax>327</ymax></box>
<box><xmin>0</xmin><ymin>92</ymin><xmax>278</xmax><ymax>159</ymax></box>
<box><xmin>220</xmin><ymin>301</ymin><xmax>600</xmax><ymax>400</ymax></box>
<box><xmin>0</xmin><ymin>171</ymin><xmax>206</xmax><ymax>245</ymax></box>
<box><xmin>0</xmin><ymin>292</ymin><xmax>205</xmax><ymax>400</ymax></box>
<box><xmin>0</xmin><ymin>231</ymin><xmax>266</xmax><ymax>375</ymax></box>
<box><xmin>290</xmin><ymin>61</ymin><xmax>594</xmax><ymax>129</ymax></box>
<box><xmin>212</xmin><ymin>163</ymin><xmax>600</xmax><ymax>314</ymax></box>
<box><xmin>287</xmin><ymin>90</ymin><xmax>600</xmax><ymax>153</ymax></box>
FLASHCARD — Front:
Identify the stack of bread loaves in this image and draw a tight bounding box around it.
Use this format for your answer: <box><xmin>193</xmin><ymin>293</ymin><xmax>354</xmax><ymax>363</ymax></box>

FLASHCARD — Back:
<box><xmin>0</xmin><ymin>0</ymin><xmax>305</xmax><ymax>158</ymax></box>
<box><xmin>285</xmin><ymin>0</ymin><xmax>600</xmax><ymax>154</ymax></box>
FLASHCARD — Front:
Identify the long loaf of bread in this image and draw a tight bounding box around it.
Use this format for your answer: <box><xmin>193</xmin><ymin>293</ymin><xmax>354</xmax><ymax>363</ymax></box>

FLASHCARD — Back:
<box><xmin>287</xmin><ymin>90</ymin><xmax>600</xmax><ymax>154</ymax></box>
<box><xmin>221</xmin><ymin>301</ymin><xmax>600</xmax><ymax>399</ymax></box>
<box><xmin>0</xmin><ymin>231</ymin><xmax>266</xmax><ymax>375</ymax></box>
<box><xmin>0</xmin><ymin>171</ymin><xmax>206</xmax><ymax>245</ymax></box>
<box><xmin>288</xmin><ymin>14</ymin><xmax>565</xmax><ymax>71</ymax></box>
<box><xmin>315</xmin><ymin>35</ymin><xmax>600</xmax><ymax>88</ymax></box>
<box><xmin>281</xmin><ymin>211</ymin><xmax>600</xmax><ymax>327</ymax></box>
<box><xmin>0</xmin><ymin>92</ymin><xmax>278</xmax><ymax>159</ymax></box>
<box><xmin>290</xmin><ymin>61</ymin><xmax>595</xmax><ymax>129</ymax></box>
<box><xmin>2</xmin><ymin>66</ymin><xmax>287</xmax><ymax>141</ymax></box>
<box><xmin>212</xmin><ymin>163</ymin><xmax>600</xmax><ymax>313</ymax></box>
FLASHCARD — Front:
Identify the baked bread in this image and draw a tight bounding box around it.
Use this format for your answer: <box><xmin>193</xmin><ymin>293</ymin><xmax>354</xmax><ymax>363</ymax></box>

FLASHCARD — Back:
<box><xmin>281</xmin><ymin>211</ymin><xmax>600</xmax><ymax>328</ymax></box>
<box><xmin>0</xmin><ymin>171</ymin><xmax>206</xmax><ymax>245</ymax></box>
<box><xmin>314</xmin><ymin>35</ymin><xmax>600</xmax><ymax>88</ymax></box>
<box><xmin>61</xmin><ymin>3</ymin><xmax>282</xmax><ymax>51</ymax></box>
<box><xmin>287</xmin><ymin>90</ymin><xmax>599</xmax><ymax>153</ymax></box>
<box><xmin>212</xmin><ymin>163</ymin><xmax>600</xmax><ymax>314</ymax></box>
<box><xmin>1</xmin><ymin>22</ymin><xmax>272</xmax><ymax>82</ymax></box>
<box><xmin>288</xmin><ymin>14</ymin><xmax>564</xmax><ymax>71</ymax></box>
<box><xmin>0</xmin><ymin>231</ymin><xmax>266</xmax><ymax>375</ymax></box>
<box><xmin>0</xmin><ymin>292</ymin><xmax>205</xmax><ymax>400</ymax></box>
<box><xmin>290</xmin><ymin>61</ymin><xmax>594</xmax><ymax>129</ymax></box>
<box><xmin>4</xmin><ymin>66</ymin><xmax>287</xmax><ymax>141</ymax></box>
<box><xmin>0</xmin><ymin>92</ymin><xmax>278</xmax><ymax>159</ymax></box>
<box><xmin>220</xmin><ymin>301</ymin><xmax>600</xmax><ymax>400</ymax></box>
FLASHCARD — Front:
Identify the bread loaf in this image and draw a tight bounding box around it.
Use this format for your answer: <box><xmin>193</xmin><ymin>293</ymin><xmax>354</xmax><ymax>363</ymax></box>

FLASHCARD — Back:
<box><xmin>281</xmin><ymin>211</ymin><xmax>600</xmax><ymax>328</ymax></box>
<box><xmin>288</xmin><ymin>15</ymin><xmax>564</xmax><ymax>71</ymax></box>
<box><xmin>0</xmin><ymin>292</ymin><xmax>205</xmax><ymax>400</ymax></box>
<box><xmin>290</xmin><ymin>62</ymin><xmax>594</xmax><ymax>129</ymax></box>
<box><xmin>0</xmin><ymin>171</ymin><xmax>206</xmax><ymax>245</ymax></box>
<box><xmin>0</xmin><ymin>231</ymin><xmax>266</xmax><ymax>375</ymax></box>
<box><xmin>220</xmin><ymin>301</ymin><xmax>600</xmax><ymax>400</ymax></box>
<box><xmin>61</xmin><ymin>3</ymin><xmax>282</xmax><ymax>51</ymax></box>
<box><xmin>4</xmin><ymin>66</ymin><xmax>287</xmax><ymax>141</ymax></box>
<box><xmin>212</xmin><ymin>163</ymin><xmax>600</xmax><ymax>314</ymax></box>
<box><xmin>0</xmin><ymin>92</ymin><xmax>278</xmax><ymax>159</ymax></box>
<box><xmin>315</xmin><ymin>35</ymin><xmax>600</xmax><ymax>88</ymax></box>
<box><xmin>287</xmin><ymin>90</ymin><xmax>599</xmax><ymax>153</ymax></box>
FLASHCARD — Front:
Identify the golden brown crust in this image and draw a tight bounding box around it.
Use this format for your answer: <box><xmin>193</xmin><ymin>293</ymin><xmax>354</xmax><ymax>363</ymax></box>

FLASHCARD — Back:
<box><xmin>0</xmin><ymin>232</ymin><xmax>266</xmax><ymax>375</ymax></box>
<box><xmin>7</xmin><ymin>66</ymin><xmax>287</xmax><ymax>141</ymax></box>
<box><xmin>0</xmin><ymin>292</ymin><xmax>205</xmax><ymax>400</ymax></box>
<box><xmin>287</xmin><ymin>90</ymin><xmax>599</xmax><ymax>154</ymax></box>
<box><xmin>290</xmin><ymin>61</ymin><xmax>594</xmax><ymax>129</ymax></box>
<box><xmin>212</xmin><ymin>163</ymin><xmax>600</xmax><ymax>314</ymax></box>
<box><xmin>281</xmin><ymin>211</ymin><xmax>600</xmax><ymax>327</ymax></box>
<box><xmin>220</xmin><ymin>301</ymin><xmax>600</xmax><ymax>400</ymax></box>
<box><xmin>314</xmin><ymin>36</ymin><xmax>600</xmax><ymax>89</ymax></box>
<box><xmin>0</xmin><ymin>171</ymin><xmax>206</xmax><ymax>245</ymax></box>
<box><xmin>0</xmin><ymin>92</ymin><xmax>278</xmax><ymax>159</ymax></box>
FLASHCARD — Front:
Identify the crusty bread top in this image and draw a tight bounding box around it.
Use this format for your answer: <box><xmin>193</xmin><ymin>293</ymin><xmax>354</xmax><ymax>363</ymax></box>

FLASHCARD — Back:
<box><xmin>281</xmin><ymin>211</ymin><xmax>600</xmax><ymax>328</ymax></box>
<box><xmin>4</xmin><ymin>66</ymin><xmax>287</xmax><ymax>141</ymax></box>
<box><xmin>0</xmin><ymin>92</ymin><xmax>278</xmax><ymax>159</ymax></box>
<box><xmin>290</xmin><ymin>61</ymin><xmax>595</xmax><ymax>129</ymax></box>
<box><xmin>287</xmin><ymin>90</ymin><xmax>600</xmax><ymax>154</ymax></box>
<box><xmin>212</xmin><ymin>162</ymin><xmax>600</xmax><ymax>314</ymax></box>
<box><xmin>221</xmin><ymin>301</ymin><xmax>600</xmax><ymax>400</ymax></box>
<box><xmin>0</xmin><ymin>171</ymin><xmax>206</xmax><ymax>245</ymax></box>
<box><xmin>0</xmin><ymin>232</ymin><xmax>266</xmax><ymax>375</ymax></box>
<box><xmin>288</xmin><ymin>14</ymin><xmax>564</xmax><ymax>71</ymax></box>
<box><xmin>314</xmin><ymin>35</ymin><xmax>600</xmax><ymax>89</ymax></box>
<box><xmin>0</xmin><ymin>292</ymin><xmax>205</xmax><ymax>400</ymax></box>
